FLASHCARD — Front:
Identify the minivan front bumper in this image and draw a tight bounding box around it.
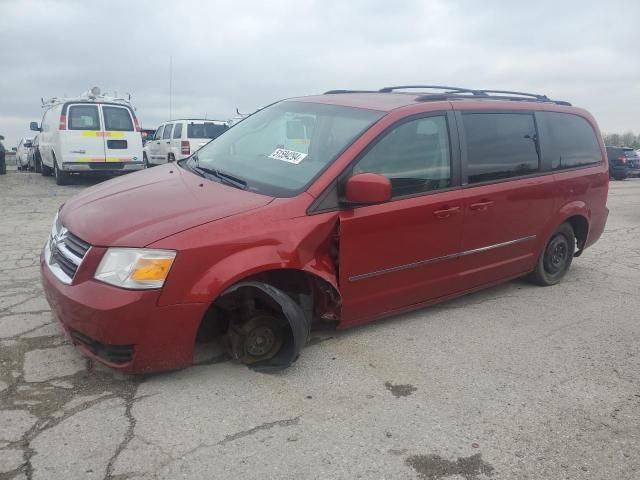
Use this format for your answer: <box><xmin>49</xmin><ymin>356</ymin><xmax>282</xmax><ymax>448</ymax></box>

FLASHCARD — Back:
<box><xmin>40</xmin><ymin>251</ymin><xmax>206</xmax><ymax>373</ymax></box>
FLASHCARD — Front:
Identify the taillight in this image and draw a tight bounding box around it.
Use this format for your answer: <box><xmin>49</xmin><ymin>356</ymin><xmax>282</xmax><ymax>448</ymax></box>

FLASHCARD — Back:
<box><xmin>181</xmin><ymin>141</ymin><xmax>190</xmax><ymax>155</ymax></box>
<box><xmin>59</xmin><ymin>114</ymin><xmax>66</xmax><ymax>130</ymax></box>
<box><xmin>618</xmin><ymin>155</ymin><xmax>627</xmax><ymax>164</ymax></box>
<box><xmin>133</xmin><ymin>115</ymin><xmax>141</xmax><ymax>132</ymax></box>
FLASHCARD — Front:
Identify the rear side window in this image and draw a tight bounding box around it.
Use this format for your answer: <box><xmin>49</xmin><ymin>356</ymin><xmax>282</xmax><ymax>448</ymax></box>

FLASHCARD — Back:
<box><xmin>154</xmin><ymin>126</ymin><xmax>164</xmax><ymax>140</ymax></box>
<box><xmin>68</xmin><ymin>105</ymin><xmax>100</xmax><ymax>131</ymax></box>
<box><xmin>540</xmin><ymin>112</ymin><xmax>601</xmax><ymax>169</ymax></box>
<box><xmin>462</xmin><ymin>113</ymin><xmax>539</xmax><ymax>184</ymax></box>
<box><xmin>173</xmin><ymin>123</ymin><xmax>183</xmax><ymax>139</ymax></box>
<box><xmin>187</xmin><ymin>122</ymin><xmax>228</xmax><ymax>139</ymax></box>
<box><xmin>354</xmin><ymin>115</ymin><xmax>451</xmax><ymax>197</ymax></box>
<box><xmin>103</xmin><ymin>106</ymin><xmax>134</xmax><ymax>131</ymax></box>
<box><xmin>163</xmin><ymin>124</ymin><xmax>173</xmax><ymax>139</ymax></box>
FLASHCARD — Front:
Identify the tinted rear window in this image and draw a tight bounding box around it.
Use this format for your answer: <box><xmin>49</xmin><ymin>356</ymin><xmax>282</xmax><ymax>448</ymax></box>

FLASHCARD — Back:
<box><xmin>540</xmin><ymin>112</ymin><xmax>601</xmax><ymax>169</ymax></box>
<box><xmin>462</xmin><ymin>113</ymin><xmax>539</xmax><ymax>184</ymax></box>
<box><xmin>163</xmin><ymin>124</ymin><xmax>173</xmax><ymax>139</ymax></box>
<box><xmin>103</xmin><ymin>106</ymin><xmax>134</xmax><ymax>131</ymax></box>
<box><xmin>187</xmin><ymin>122</ymin><xmax>228</xmax><ymax>139</ymax></box>
<box><xmin>68</xmin><ymin>105</ymin><xmax>100</xmax><ymax>130</ymax></box>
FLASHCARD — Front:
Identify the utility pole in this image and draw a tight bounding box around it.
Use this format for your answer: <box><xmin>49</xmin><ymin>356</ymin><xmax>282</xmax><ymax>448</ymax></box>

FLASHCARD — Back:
<box><xmin>169</xmin><ymin>56</ymin><xmax>173</xmax><ymax>121</ymax></box>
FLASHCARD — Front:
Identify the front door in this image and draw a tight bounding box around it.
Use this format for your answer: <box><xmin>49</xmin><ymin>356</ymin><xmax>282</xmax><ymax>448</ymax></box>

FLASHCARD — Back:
<box><xmin>338</xmin><ymin>114</ymin><xmax>465</xmax><ymax>326</ymax></box>
<box><xmin>148</xmin><ymin>125</ymin><xmax>164</xmax><ymax>164</ymax></box>
<box><xmin>65</xmin><ymin>103</ymin><xmax>106</xmax><ymax>164</ymax></box>
<box><xmin>456</xmin><ymin>111</ymin><xmax>554</xmax><ymax>288</ymax></box>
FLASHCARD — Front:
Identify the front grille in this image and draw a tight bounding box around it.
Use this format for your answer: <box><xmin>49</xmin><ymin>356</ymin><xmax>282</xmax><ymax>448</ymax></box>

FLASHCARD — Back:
<box><xmin>46</xmin><ymin>220</ymin><xmax>92</xmax><ymax>284</ymax></box>
<box><xmin>64</xmin><ymin>232</ymin><xmax>90</xmax><ymax>258</ymax></box>
<box><xmin>70</xmin><ymin>329</ymin><xmax>135</xmax><ymax>365</ymax></box>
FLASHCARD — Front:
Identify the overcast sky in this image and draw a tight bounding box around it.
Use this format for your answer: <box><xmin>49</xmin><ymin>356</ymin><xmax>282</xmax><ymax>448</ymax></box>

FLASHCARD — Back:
<box><xmin>1</xmin><ymin>0</ymin><xmax>638</xmax><ymax>147</ymax></box>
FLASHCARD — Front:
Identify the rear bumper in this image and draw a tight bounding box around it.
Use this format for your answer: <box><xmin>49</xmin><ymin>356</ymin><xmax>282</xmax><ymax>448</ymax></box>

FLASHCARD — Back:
<box><xmin>40</xmin><ymin>250</ymin><xmax>206</xmax><ymax>373</ymax></box>
<box><xmin>61</xmin><ymin>162</ymin><xmax>145</xmax><ymax>173</ymax></box>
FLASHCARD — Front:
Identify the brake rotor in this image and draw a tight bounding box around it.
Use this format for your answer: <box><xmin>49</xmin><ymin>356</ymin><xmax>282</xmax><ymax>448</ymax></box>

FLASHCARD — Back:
<box><xmin>225</xmin><ymin>312</ymin><xmax>285</xmax><ymax>365</ymax></box>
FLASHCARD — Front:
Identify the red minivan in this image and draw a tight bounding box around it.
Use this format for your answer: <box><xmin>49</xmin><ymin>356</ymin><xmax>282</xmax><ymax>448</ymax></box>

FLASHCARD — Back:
<box><xmin>40</xmin><ymin>86</ymin><xmax>609</xmax><ymax>373</ymax></box>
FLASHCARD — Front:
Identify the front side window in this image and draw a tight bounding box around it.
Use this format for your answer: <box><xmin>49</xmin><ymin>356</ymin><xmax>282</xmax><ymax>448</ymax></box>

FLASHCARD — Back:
<box><xmin>188</xmin><ymin>101</ymin><xmax>383</xmax><ymax>196</ymax></box>
<box><xmin>154</xmin><ymin>125</ymin><xmax>164</xmax><ymax>140</ymax></box>
<box><xmin>173</xmin><ymin>123</ymin><xmax>183</xmax><ymax>139</ymax></box>
<box><xmin>187</xmin><ymin>122</ymin><xmax>228</xmax><ymax>139</ymax></box>
<box><xmin>353</xmin><ymin>116</ymin><xmax>451</xmax><ymax>197</ymax></box>
<box><xmin>463</xmin><ymin>113</ymin><xmax>539</xmax><ymax>184</ymax></box>
<box><xmin>541</xmin><ymin>112</ymin><xmax>602</xmax><ymax>170</ymax></box>
<box><xmin>163</xmin><ymin>124</ymin><xmax>173</xmax><ymax>139</ymax></box>
<box><xmin>103</xmin><ymin>106</ymin><xmax>134</xmax><ymax>131</ymax></box>
<box><xmin>68</xmin><ymin>105</ymin><xmax>100</xmax><ymax>131</ymax></box>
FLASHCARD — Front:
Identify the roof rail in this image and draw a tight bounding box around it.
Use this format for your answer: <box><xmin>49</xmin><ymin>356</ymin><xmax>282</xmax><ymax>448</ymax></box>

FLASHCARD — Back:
<box><xmin>379</xmin><ymin>85</ymin><xmax>477</xmax><ymax>94</ymax></box>
<box><xmin>323</xmin><ymin>85</ymin><xmax>571</xmax><ymax>106</ymax></box>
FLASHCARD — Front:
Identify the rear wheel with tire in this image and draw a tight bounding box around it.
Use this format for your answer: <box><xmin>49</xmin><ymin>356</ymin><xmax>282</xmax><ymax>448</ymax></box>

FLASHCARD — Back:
<box><xmin>528</xmin><ymin>223</ymin><xmax>575</xmax><ymax>286</ymax></box>
<box><xmin>143</xmin><ymin>153</ymin><xmax>150</xmax><ymax>168</ymax></box>
<box><xmin>168</xmin><ymin>154</ymin><xmax>175</xmax><ymax>163</ymax></box>
<box><xmin>54</xmin><ymin>159</ymin><xmax>70</xmax><ymax>185</ymax></box>
<box><xmin>41</xmin><ymin>162</ymin><xmax>53</xmax><ymax>176</ymax></box>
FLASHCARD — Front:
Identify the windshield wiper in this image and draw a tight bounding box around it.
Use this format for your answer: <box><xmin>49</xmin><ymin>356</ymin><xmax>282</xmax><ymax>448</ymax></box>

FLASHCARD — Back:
<box><xmin>194</xmin><ymin>165</ymin><xmax>247</xmax><ymax>190</ymax></box>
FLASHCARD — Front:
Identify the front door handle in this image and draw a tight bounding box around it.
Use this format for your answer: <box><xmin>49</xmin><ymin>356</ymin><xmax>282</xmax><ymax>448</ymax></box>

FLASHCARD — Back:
<box><xmin>433</xmin><ymin>206</ymin><xmax>460</xmax><ymax>219</ymax></box>
<box><xmin>469</xmin><ymin>200</ymin><xmax>494</xmax><ymax>211</ymax></box>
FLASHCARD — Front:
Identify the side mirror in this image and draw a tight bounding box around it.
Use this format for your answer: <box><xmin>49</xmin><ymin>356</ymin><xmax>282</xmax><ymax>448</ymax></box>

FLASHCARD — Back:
<box><xmin>12</xmin><ymin>147</ymin><xmax>17</xmax><ymax>152</ymax></box>
<box><xmin>345</xmin><ymin>173</ymin><xmax>392</xmax><ymax>205</ymax></box>
<box><xmin>30</xmin><ymin>122</ymin><xmax>41</xmax><ymax>132</ymax></box>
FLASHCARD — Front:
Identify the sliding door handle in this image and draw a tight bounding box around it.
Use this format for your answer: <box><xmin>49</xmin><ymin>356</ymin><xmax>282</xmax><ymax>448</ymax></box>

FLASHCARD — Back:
<box><xmin>469</xmin><ymin>201</ymin><xmax>494</xmax><ymax>211</ymax></box>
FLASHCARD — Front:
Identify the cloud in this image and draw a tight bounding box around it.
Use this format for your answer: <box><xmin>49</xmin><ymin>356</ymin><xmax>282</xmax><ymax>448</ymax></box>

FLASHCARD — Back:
<box><xmin>1</xmin><ymin>0</ymin><xmax>638</xmax><ymax>147</ymax></box>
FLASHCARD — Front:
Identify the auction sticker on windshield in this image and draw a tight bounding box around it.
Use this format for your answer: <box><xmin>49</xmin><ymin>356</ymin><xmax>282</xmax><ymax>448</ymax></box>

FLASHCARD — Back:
<box><xmin>269</xmin><ymin>148</ymin><xmax>308</xmax><ymax>164</ymax></box>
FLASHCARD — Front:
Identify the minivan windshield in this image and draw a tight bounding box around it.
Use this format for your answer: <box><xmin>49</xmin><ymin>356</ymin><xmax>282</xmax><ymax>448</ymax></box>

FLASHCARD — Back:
<box><xmin>184</xmin><ymin>101</ymin><xmax>383</xmax><ymax>196</ymax></box>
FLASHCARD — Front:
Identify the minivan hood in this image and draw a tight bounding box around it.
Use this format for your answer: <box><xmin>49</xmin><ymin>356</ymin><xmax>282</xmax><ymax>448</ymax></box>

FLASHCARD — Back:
<box><xmin>60</xmin><ymin>164</ymin><xmax>274</xmax><ymax>247</ymax></box>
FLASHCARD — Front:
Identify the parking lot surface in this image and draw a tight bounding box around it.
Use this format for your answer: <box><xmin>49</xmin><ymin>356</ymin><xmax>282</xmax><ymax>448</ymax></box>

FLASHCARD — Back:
<box><xmin>1</xmin><ymin>169</ymin><xmax>639</xmax><ymax>480</ymax></box>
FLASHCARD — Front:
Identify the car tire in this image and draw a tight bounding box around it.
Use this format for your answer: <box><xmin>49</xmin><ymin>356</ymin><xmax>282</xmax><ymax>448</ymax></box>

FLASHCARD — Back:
<box><xmin>613</xmin><ymin>175</ymin><xmax>627</xmax><ymax>181</ymax></box>
<box><xmin>54</xmin><ymin>159</ymin><xmax>70</xmax><ymax>186</ymax></box>
<box><xmin>528</xmin><ymin>223</ymin><xmax>575</xmax><ymax>286</ymax></box>
<box><xmin>143</xmin><ymin>153</ymin><xmax>150</xmax><ymax>168</ymax></box>
<box><xmin>41</xmin><ymin>162</ymin><xmax>53</xmax><ymax>176</ymax></box>
<box><xmin>168</xmin><ymin>154</ymin><xmax>175</xmax><ymax>163</ymax></box>
<box><xmin>34</xmin><ymin>153</ymin><xmax>42</xmax><ymax>173</ymax></box>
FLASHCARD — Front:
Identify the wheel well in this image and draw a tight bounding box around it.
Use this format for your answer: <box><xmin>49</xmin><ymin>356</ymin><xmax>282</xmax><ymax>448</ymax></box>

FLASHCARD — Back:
<box><xmin>565</xmin><ymin>215</ymin><xmax>588</xmax><ymax>251</ymax></box>
<box><xmin>195</xmin><ymin>269</ymin><xmax>341</xmax><ymax>344</ymax></box>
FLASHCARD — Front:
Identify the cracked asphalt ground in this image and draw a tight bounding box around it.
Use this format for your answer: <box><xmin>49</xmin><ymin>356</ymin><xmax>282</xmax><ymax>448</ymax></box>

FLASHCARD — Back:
<box><xmin>1</xmin><ymin>167</ymin><xmax>639</xmax><ymax>480</ymax></box>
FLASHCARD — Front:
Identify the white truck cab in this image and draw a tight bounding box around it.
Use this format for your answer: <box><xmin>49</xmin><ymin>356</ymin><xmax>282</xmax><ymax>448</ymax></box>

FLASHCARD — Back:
<box><xmin>30</xmin><ymin>87</ymin><xmax>144</xmax><ymax>185</ymax></box>
<box><xmin>143</xmin><ymin>119</ymin><xmax>228</xmax><ymax>166</ymax></box>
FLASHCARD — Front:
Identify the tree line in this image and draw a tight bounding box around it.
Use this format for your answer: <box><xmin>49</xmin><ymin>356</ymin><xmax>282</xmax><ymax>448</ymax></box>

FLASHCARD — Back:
<box><xmin>603</xmin><ymin>132</ymin><xmax>640</xmax><ymax>149</ymax></box>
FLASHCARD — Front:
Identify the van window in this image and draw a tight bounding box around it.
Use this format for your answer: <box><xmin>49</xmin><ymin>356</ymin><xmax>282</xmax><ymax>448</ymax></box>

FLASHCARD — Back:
<box><xmin>540</xmin><ymin>112</ymin><xmax>602</xmax><ymax>170</ymax></box>
<box><xmin>354</xmin><ymin>116</ymin><xmax>451</xmax><ymax>197</ymax></box>
<box><xmin>163</xmin><ymin>124</ymin><xmax>173</xmax><ymax>139</ymax></box>
<box><xmin>173</xmin><ymin>123</ymin><xmax>182</xmax><ymax>139</ymax></box>
<box><xmin>103</xmin><ymin>106</ymin><xmax>134</xmax><ymax>131</ymax></box>
<box><xmin>463</xmin><ymin>113</ymin><xmax>539</xmax><ymax>184</ymax></box>
<box><xmin>187</xmin><ymin>122</ymin><xmax>228</xmax><ymax>139</ymax></box>
<box><xmin>68</xmin><ymin>105</ymin><xmax>100</xmax><ymax>131</ymax></box>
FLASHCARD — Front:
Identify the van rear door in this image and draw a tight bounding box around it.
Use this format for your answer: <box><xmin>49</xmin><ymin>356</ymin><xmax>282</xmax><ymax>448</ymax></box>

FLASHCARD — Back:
<box><xmin>101</xmin><ymin>105</ymin><xmax>143</xmax><ymax>165</ymax></box>
<box><xmin>64</xmin><ymin>104</ymin><xmax>106</xmax><ymax>164</ymax></box>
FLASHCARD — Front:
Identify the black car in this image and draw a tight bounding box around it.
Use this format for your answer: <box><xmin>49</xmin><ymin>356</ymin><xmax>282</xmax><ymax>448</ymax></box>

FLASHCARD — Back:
<box><xmin>606</xmin><ymin>146</ymin><xmax>639</xmax><ymax>180</ymax></box>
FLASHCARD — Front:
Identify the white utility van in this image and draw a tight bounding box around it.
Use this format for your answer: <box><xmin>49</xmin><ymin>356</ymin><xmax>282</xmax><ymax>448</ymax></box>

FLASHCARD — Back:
<box><xmin>143</xmin><ymin>119</ymin><xmax>228</xmax><ymax>166</ymax></box>
<box><xmin>30</xmin><ymin>87</ymin><xmax>144</xmax><ymax>185</ymax></box>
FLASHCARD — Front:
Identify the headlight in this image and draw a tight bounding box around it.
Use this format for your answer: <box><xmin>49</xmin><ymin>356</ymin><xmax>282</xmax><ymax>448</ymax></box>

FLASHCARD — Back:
<box><xmin>94</xmin><ymin>248</ymin><xmax>176</xmax><ymax>289</ymax></box>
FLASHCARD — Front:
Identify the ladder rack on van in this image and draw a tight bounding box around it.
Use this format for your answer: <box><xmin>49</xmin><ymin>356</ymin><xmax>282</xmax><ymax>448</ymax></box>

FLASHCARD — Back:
<box><xmin>41</xmin><ymin>87</ymin><xmax>134</xmax><ymax>109</ymax></box>
<box><xmin>323</xmin><ymin>85</ymin><xmax>571</xmax><ymax>106</ymax></box>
